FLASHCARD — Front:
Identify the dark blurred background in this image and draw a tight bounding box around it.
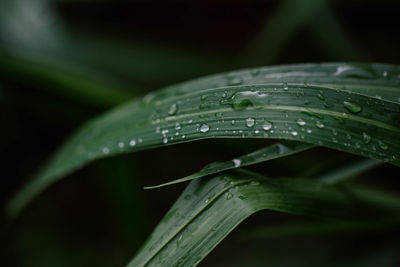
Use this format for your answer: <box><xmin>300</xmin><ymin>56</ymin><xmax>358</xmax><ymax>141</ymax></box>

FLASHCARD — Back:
<box><xmin>1</xmin><ymin>0</ymin><xmax>400</xmax><ymax>266</ymax></box>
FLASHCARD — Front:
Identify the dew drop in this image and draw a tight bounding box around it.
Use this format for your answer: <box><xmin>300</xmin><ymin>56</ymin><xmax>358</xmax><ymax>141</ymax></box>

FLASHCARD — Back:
<box><xmin>199</xmin><ymin>123</ymin><xmax>210</xmax><ymax>133</ymax></box>
<box><xmin>296</xmin><ymin>118</ymin><xmax>306</xmax><ymax>126</ymax></box>
<box><xmin>282</xmin><ymin>82</ymin><xmax>289</xmax><ymax>91</ymax></box>
<box><xmin>315</xmin><ymin>121</ymin><xmax>325</xmax><ymax>128</ymax></box>
<box><xmin>163</xmin><ymin>137</ymin><xmax>168</xmax><ymax>144</ymax></box>
<box><xmin>378</xmin><ymin>140</ymin><xmax>388</xmax><ymax>150</ymax></box>
<box><xmin>250</xmin><ymin>68</ymin><xmax>260</xmax><ymax>76</ymax></box>
<box><xmin>118</xmin><ymin>142</ymin><xmax>125</xmax><ymax>148</ymax></box>
<box><xmin>175</xmin><ymin>123</ymin><xmax>182</xmax><ymax>130</ymax></box>
<box><xmin>306</xmin><ymin>129</ymin><xmax>312</xmax><ymax>134</ymax></box>
<box><xmin>343</xmin><ymin>101</ymin><xmax>362</xmax><ymax>113</ymax></box>
<box><xmin>233</xmin><ymin>159</ymin><xmax>242</xmax><ymax>167</ymax></box>
<box><xmin>250</xmin><ymin>180</ymin><xmax>260</xmax><ymax>186</ymax></box>
<box><xmin>227</xmin><ymin>77</ymin><xmax>243</xmax><ymax>86</ymax></box>
<box><xmin>168</xmin><ymin>103</ymin><xmax>178</xmax><ymax>116</ymax></box>
<box><xmin>129</xmin><ymin>139</ymin><xmax>136</xmax><ymax>147</ymax></box>
<box><xmin>102</xmin><ymin>147</ymin><xmax>110</xmax><ymax>154</ymax></box>
<box><xmin>226</xmin><ymin>192</ymin><xmax>233</xmax><ymax>200</ymax></box>
<box><xmin>231</xmin><ymin>120</ymin><xmax>235</xmax><ymax>125</ymax></box>
<box><xmin>246</xmin><ymin>118</ymin><xmax>255</xmax><ymax>128</ymax></box>
<box><xmin>291</xmin><ymin>131</ymin><xmax>298</xmax><ymax>136</ymax></box>
<box><xmin>362</xmin><ymin>132</ymin><xmax>371</xmax><ymax>144</ymax></box>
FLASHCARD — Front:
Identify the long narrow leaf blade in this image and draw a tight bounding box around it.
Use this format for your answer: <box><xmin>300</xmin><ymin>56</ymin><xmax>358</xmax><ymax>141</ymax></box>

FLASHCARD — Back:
<box><xmin>144</xmin><ymin>141</ymin><xmax>314</xmax><ymax>189</ymax></box>
<box><xmin>127</xmin><ymin>169</ymin><xmax>400</xmax><ymax>266</ymax></box>
<box><xmin>8</xmin><ymin>63</ymin><xmax>400</xmax><ymax>218</ymax></box>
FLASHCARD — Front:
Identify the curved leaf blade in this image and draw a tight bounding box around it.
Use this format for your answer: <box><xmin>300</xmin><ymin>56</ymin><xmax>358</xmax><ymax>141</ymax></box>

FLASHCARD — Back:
<box><xmin>144</xmin><ymin>141</ymin><xmax>314</xmax><ymax>189</ymax></box>
<box><xmin>8</xmin><ymin>63</ymin><xmax>400</xmax><ymax>218</ymax></box>
<box><xmin>127</xmin><ymin>169</ymin><xmax>400</xmax><ymax>266</ymax></box>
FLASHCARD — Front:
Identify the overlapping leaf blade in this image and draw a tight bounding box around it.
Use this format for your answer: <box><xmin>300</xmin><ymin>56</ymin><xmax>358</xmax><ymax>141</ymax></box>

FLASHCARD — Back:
<box><xmin>8</xmin><ymin>63</ymin><xmax>400</xmax><ymax>218</ymax></box>
<box><xmin>127</xmin><ymin>169</ymin><xmax>400</xmax><ymax>266</ymax></box>
<box><xmin>144</xmin><ymin>141</ymin><xmax>314</xmax><ymax>189</ymax></box>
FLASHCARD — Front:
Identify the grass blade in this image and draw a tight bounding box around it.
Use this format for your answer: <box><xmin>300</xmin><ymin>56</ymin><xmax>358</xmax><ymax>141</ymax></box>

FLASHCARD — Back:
<box><xmin>127</xmin><ymin>169</ymin><xmax>400</xmax><ymax>266</ymax></box>
<box><xmin>8</xmin><ymin>63</ymin><xmax>400</xmax><ymax>219</ymax></box>
<box><xmin>144</xmin><ymin>141</ymin><xmax>314</xmax><ymax>189</ymax></box>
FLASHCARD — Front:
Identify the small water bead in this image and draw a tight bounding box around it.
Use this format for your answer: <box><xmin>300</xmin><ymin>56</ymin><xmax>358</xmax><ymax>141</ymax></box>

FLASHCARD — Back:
<box><xmin>231</xmin><ymin>120</ymin><xmax>235</xmax><ymax>125</ymax></box>
<box><xmin>362</xmin><ymin>132</ymin><xmax>371</xmax><ymax>144</ymax></box>
<box><xmin>346</xmin><ymin>133</ymin><xmax>352</xmax><ymax>140</ymax></box>
<box><xmin>246</xmin><ymin>118</ymin><xmax>256</xmax><ymax>128</ymax></box>
<box><xmin>282</xmin><ymin>82</ymin><xmax>289</xmax><ymax>91</ymax></box>
<box><xmin>254</xmin><ymin>130</ymin><xmax>260</xmax><ymax>134</ymax></box>
<box><xmin>317</xmin><ymin>91</ymin><xmax>325</xmax><ymax>100</ymax></box>
<box><xmin>226</xmin><ymin>192</ymin><xmax>233</xmax><ymax>200</ymax></box>
<box><xmin>378</xmin><ymin>140</ymin><xmax>388</xmax><ymax>150</ymax></box>
<box><xmin>138</xmin><ymin>138</ymin><xmax>143</xmax><ymax>143</ymax></box>
<box><xmin>129</xmin><ymin>139</ymin><xmax>136</xmax><ymax>147</ymax></box>
<box><xmin>227</xmin><ymin>77</ymin><xmax>243</xmax><ymax>86</ymax></box>
<box><xmin>291</xmin><ymin>131</ymin><xmax>298</xmax><ymax>136</ymax></box>
<box><xmin>250</xmin><ymin>180</ymin><xmax>260</xmax><ymax>186</ymax></box>
<box><xmin>262</xmin><ymin>120</ymin><xmax>273</xmax><ymax>131</ymax></box>
<box><xmin>118</xmin><ymin>142</ymin><xmax>125</xmax><ymax>148</ymax></box>
<box><xmin>175</xmin><ymin>123</ymin><xmax>182</xmax><ymax>130</ymax></box>
<box><xmin>296</xmin><ymin>118</ymin><xmax>306</xmax><ymax>126</ymax></box>
<box><xmin>233</xmin><ymin>159</ymin><xmax>242</xmax><ymax>167</ymax></box>
<box><xmin>250</xmin><ymin>68</ymin><xmax>260</xmax><ymax>76</ymax></box>
<box><xmin>102</xmin><ymin>147</ymin><xmax>110</xmax><ymax>154</ymax></box>
<box><xmin>306</xmin><ymin>129</ymin><xmax>312</xmax><ymax>134</ymax></box>
<box><xmin>163</xmin><ymin>137</ymin><xmax>168</xmax><ymax>144</ymax></box>
<box><xmin>161</xmin><ymin>129</ymin><xmax>169</xmax><ymax>135</ymax></box>
<box><xmin>315</xmin><ymin>121</ymin><xmax>325</xmax><ymax>128</ymax></box>
<box><xmin>168</xmin><ymin>103</ymin><xmax>178</xmax><ymax>116</ymax></box>
<box><xmin>199</xmin><ymin>123</ymin><xmax>210</xmax><ymax>133</ymax></box>
<box><xmin>343</xmin><ymin>101</ymin><xmax>362</xmax><ymax>113</ymax></box>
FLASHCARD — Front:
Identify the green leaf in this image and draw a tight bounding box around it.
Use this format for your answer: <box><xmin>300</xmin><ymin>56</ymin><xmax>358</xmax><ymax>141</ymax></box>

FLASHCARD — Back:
<box><xmin>144</xmin><ymin>141</ymin><xmax>314</xmax><ymax>189</ymax></box>
<box><xmin>8</xmin><ymin>63</ymin><xmax>400</xmax><ymax>218</ymax></box>
<box><xmin>127</xmin><ymin>169</ymin><xmax>400</xmax><ymax>266</ymax></box>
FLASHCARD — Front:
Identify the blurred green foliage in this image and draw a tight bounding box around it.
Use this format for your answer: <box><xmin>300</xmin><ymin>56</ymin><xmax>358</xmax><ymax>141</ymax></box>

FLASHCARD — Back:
<box><xmin>1</xmin><ymin>0</ymin><xmax>400</xmax><ymax>266</ymax></box>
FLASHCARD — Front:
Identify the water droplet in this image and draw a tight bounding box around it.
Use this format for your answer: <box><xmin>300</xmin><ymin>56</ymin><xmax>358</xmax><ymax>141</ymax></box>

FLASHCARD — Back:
<box><xmin>175</xmin><ymin>123</ymin><xmax>181</xmax><ymax>130</ymax></box>
<box><xmin>226</xmin><ymin>192</ymin><xmax>233</xmax><ymax>200</ymax></box>
<box><xmin>306</xmin><ymin>129</ymin><xmax>312</xmax><ymax>134</ymax></box>
<box><xmin>343</xmin><ymin>101</ymin><xmax>362</xmax><ymax>113</ymax></box>
<box><xmin>138</xmin><ymin>138</ymin><xmax>143</xmax><ymax>143</ymax></box>
<box><xmin>250</xmin><ymin>180</ymin><xmax>260</xmax><ymax>186</ymax></box>
<box><xmin>254</xmin><ymin>130</ymin><xmax>260</xmax><ymax>134</ymax></box>
<box><xmin>163</xmin><ymin>137</ymin><xmax>168</xmax><ymax>144</ymax></box>
<box><xmin>246</xmin><ymin>118</ymin><xmax>255</xmax><ymax>128</ymax></box>
<box><xmin>296</xmin><ymin>118</ymin><xmax>306</xmax><ymax>126</ymax></box>
<box><xmin>129</xmin><ymin>139</ymin><xmax>136</xmax><ymax>147</ymax></box>
<box><xmin>378</xmin><ymin>140</ymin><xmax>388</xmax><ymax>150</ymax></box>
<box><xmin>205</xmin><ymin>198</ymin><xmax>209</xmax><ymax>204</ymax></box>
<box><xmin>262</xmin><ymin>120</ymin><xmax>273</xmax><ymax>131</ymax></box>
<box><xmin>317</xmin><ymin>91</ymin><xmax>325</xmax><ymax>100</ymax></box>
<box><xmin>283</xmin><ymin>82</ymin><xmax>289</xmax><ymax>91</ymax></box>
<box><xmin>118</xmin><ymin>142</ymin><xmax>125</xmax><ymax>148</ymax></box>
<box><xmin>168</xmin><ymin>103</ymin><xmax>178</xmax><ymax>115</ymax></box>
<box><xmin>233</xmin><ymin>159</ymin><xmax>242</xmax><ymax>167</ymax></box>
<box><xmin>291</xmin><ymin>131</ymin><xmax>298</xmax><ymax>136</ymax></box>
<box><xmin>199</xmin><ymin>123</ymin><xmax>210</xmax><ymax>133</ymax></box>
<box><xmin>315</xmin><ymin>121</ymin><xmax>325</xmax><ymax>128</ymax></box>
<box><xmin>346</xmin><ymin>133</ymin><xmax>352</xmax><ymax>140</ymax></box>
<box><xmin>362</xmin><ymin>132</ymin><xmax>371</xmax><ymax>144</ymax></box>
<box><xmin>231</xmin><ymin>120</ymin><xmax>235</xmax><ymax>125</ymax></box>
<box><xmin>227</xmin><ymin>77</ymin><xmax>243</xmax><ymax>86</ymax></box>
<box><xmin>161</xmin><ymin>129</ymin><xmax>169</xmax><ymax>135</ymax></box>
<box><xmin>102</xmin><ymin>147</ymin><xmax>110</xmax><ymax>154</ymax></box>
<box><xmin>250</xmin><ymin>68</ymin><xmax>260</xmax><ymax>76</ymax></box>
